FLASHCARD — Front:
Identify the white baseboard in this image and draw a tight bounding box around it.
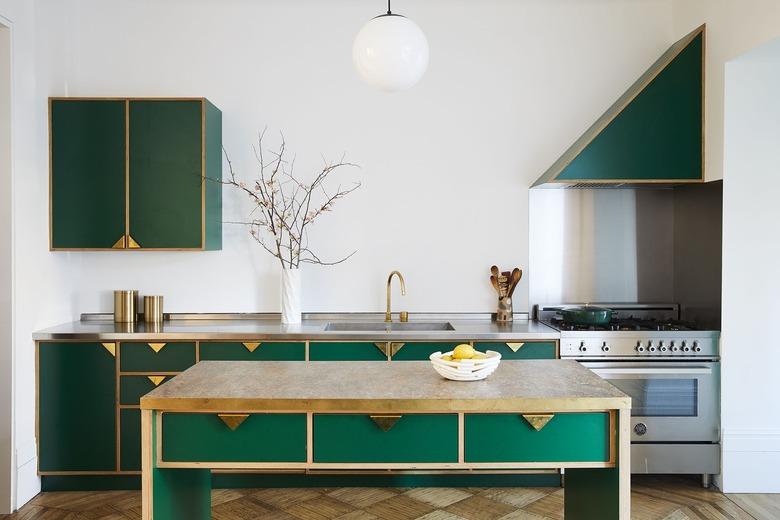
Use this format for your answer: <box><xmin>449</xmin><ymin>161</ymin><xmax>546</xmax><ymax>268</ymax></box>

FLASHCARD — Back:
<box><xmin>14</xmin><ymin>457</ymin><xmax>39</xmax><ymax>510</ymax></box>
<box><xmin>721</xmin><ymin>429</ymin><xmax>780</xmax><ymax>493</ymax></box>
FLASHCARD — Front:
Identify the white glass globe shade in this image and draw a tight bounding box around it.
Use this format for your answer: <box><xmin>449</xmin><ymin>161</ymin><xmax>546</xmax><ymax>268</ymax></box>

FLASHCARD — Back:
<box><xmin>352</xmin><ymin>14</ymin><xmax>429</xmax><ymax>92</ymax></box>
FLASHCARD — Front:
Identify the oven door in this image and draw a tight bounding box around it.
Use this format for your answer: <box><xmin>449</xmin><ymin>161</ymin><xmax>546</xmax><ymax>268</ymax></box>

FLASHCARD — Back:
<box><xmin>581</xmin><ymin>361</ymin><xmax>720</xmax><ymax>443</ymax></box>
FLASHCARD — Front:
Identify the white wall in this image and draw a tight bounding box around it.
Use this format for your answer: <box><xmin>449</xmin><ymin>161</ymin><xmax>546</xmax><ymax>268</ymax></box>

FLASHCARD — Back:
<box><xmin>673</xmin><ymin>0</ymin><xmax>780</xmax><ymax>182</ymax></box>
<box><xmin>721</xmin><ymin>36</ymin><xmax>780</xmax><ymax>493</ymax></box>
<box><xmin>0</xmin><ymin>14</ymin><xmax>12</xmax><ymax>516</ymax></box>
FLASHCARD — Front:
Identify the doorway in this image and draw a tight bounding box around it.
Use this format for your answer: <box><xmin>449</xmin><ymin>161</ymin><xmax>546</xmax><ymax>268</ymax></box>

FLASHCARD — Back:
<box><xmin>0</xmin><ymin>15</ymin><xmax>13</xmax><ymax>515</ymax></box>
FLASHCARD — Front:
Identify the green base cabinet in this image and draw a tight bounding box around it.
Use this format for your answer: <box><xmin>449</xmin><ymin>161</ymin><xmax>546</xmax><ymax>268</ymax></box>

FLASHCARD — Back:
<box><xmin>162</xmin><ymin>413</ymin><xmax>307</xmax><ymax>463</ymax></box>
<box><xmin>120</xmin><ymin>409</ymin><xmax>141</xmax><ymax>471</ymax></box>
<box><xmin>313</xmin><ymin>414</ymin><xmax>458</xmax><ymax>463</ymax></box>
<box><xmin>465</xmin><ymin>413</ymin><xmax>611</xmax><ymax>463</ymax></box>
<box><xmin>200</xmin><ymin>342</ymin><xmax>305</xmax><ymax>361</ymax></box>
<box><xmin>391</xmin><ymin>342</ymin><xmax>459</xmax><ymax>361</ymax></box>
<box><xmin>310</xmin><ymin>342</ymin><xmax>387</xmax><ymax>361</ymax></box>
<box><xmin>38</xmin><ymin>342</ymin><xmax>117</xmax><ymax>472</ymax></box>
<box><xmin>49</xmin><ymin>97</ymin><xmax>222</xmax><ymax>251</ymax></box>
<box><xmin>474</xmin><ymin>341</ymin><xmax>557</xmax><ymax>360</ymax></box>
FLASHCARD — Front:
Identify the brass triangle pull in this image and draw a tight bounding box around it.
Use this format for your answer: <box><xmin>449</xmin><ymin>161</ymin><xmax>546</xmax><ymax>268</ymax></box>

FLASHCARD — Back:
<box><xmin>506</xmin><ymin>342</ymin><xmax>525</xmax><ymax>353</ymax></box>
<box><xmin>369</xmin><ymin>415</ymin><xmax>402</xmax><ymax>432</ymax></box>
<box><xmin>522</xmin><ymin>414</ymin><xmax>555</xmax><ymax>431</ymax></box>
<box><xmin>374</xmin><ymin>342</ymin><xmax>390</xmax><ymax>357</ymax></box>
<box><xmin>218</xmin><ymin>414</ymin><xmax>249</xmax><ymax>431</ymax></box>
<box><xmin>147</xmin><ymin>376</ymin><xmax>165</xmax><ymax>386</ymax></box>
<box><xmin>111</xmin><ymin>236</ymin><xmax>126</xmax><ymax>249</ymax></box>
<box><xmin>148</xmin><ymin>343</ymin><xmax>167</xmax><ymax>353</ymax></box>
<box><xmin>127</xmin><ymin>235</ymin><xmax>141</xmax><ymax>249</ymax></box>
<box><xmin>389</xmin><ymin>342</ymin><xmax>405</xmax><ymax>357</ymax></box>
<box><xmin>243</xmin><ymin>342</ymin><xmax>261</xmax><ymax>353</ymax></box>
<box><xmin>101</xmin><ymin>343</ymin><xmax>116</xmax><ymax>357</ymax></box>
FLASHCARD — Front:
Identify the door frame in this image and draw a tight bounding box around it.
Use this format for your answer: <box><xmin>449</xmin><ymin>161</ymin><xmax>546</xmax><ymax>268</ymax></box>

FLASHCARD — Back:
<box><xmin>0</xmin><ymin>12</ymin><xmax>15</xmax><ymax>515</ymax></box>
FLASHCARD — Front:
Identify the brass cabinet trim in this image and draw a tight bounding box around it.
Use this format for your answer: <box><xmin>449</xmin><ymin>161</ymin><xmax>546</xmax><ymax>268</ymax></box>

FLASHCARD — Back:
<box><xmin>101</xmin><ymin>343</ymin><xmax>117</xmax><ymax>357</ymax></box>
<box><xmin>147</xmin><ymin>343</ymin><xmax>166</xmax><ymax>353</ymax></box>
<box><xmin>243</xmin><ymin>342</ymin><xmax>261</xmax><ymax>353</ymax></box>
<box><xmin>217</xmin><ymin>413</ymin><xmax>250</xmax><ymax>431</ymax></box>
<box><xmin>369</xmin><ymin>414</ymin><xmax>402</xmax><ymax>432</ymax></box>
<box><xmin>374</xmin><ymin>342</ymin><xmax>390</xmax><ymax>357</ymax></box>
<box><xmin>389</xmin><ymin>342</ymin><xmax>405</xmax><ymax>357</ymax></box>
<box><xmin>111</xmin><ymin>236</ymin><xmax>126</xmax><ymax>249</ymax></box>
<box><xmin>127</xmin><ymin>235</ymin><xmax>141</xmax><ymax>249</ymax></box>
<box><xmin>521</xmin><ymin>414</ymin><xmax>555</xmax><ymax>432</ymax></box>
<box><xmin>506</xmin><ymin>342</ymin><xmax>525</xmax><ymax>353</ymax></box>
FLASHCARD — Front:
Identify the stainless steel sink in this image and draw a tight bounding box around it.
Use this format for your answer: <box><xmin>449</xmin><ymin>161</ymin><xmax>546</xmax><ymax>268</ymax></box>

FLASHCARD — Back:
<box><xmin>324</xmin><ymin>322</ymin><xmax>455</xmax><ymax>332</ymax></box>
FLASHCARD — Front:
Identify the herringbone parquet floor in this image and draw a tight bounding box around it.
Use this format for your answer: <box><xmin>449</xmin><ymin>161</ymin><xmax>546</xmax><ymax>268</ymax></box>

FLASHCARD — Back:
<box><xmin>2</xmin><ymin>476</ymin><xmax>779</xmax><ymax>520</ymax></box>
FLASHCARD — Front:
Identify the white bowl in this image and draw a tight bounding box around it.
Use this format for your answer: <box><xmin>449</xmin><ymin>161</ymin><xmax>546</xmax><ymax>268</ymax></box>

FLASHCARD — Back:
<box><xmin>429</xmin><ymin>350</ymin><xmax>501</xmax><ymax>381</ymax></box>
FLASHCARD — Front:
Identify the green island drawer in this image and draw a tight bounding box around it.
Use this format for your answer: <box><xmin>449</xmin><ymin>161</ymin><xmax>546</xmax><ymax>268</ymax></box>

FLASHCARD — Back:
<box><xmin>391</xmin><ymin>342</ymin><xmax>460</xmax><ymax>361</ymax></box>
<box><xmin>465</xmin><ymin>413</ymin><xmax>611</xmax><ymax>463</ymax></box>
<box><xmin>162</xmin><ymin>413</ymin><xmax>307</xmax><ymax>463</ymax></box>
<box><xmin>120</xmin><ymin>375</ymin><xmax>171</xmax><ymax>405</ymax></box>
<box><xmin>473</xmin><ymin>341</ymin><xmax>557</xmax><ymax>360</ymax></box>
<box><xmin>200</xmin><ymin>341</ymin><xmax>305</xmax><ymax>361</ymax></box>
<box><xmin>309</xmin><ymin>342</ymin><xmax>387</xmax><ymax>361</ymax></box>
<box><xmin>119</xmin><ymin>342</ymin><xmax>195</xmax><ymax>372</ymax></box>
<box><xmin>120</xmin><ymin>408</ymin><xmax>141</xmax><ymax>471</ymax></box>
<box><xmin>313</xmin><ymin>414</ymin><xmax>458</xmax><ymax>463</ymax></box>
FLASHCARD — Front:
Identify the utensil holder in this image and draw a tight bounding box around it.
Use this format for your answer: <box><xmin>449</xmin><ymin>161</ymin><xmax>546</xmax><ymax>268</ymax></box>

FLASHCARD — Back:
<box><xmin>496</xmin><ymin>296</ymin><xmax>513</xmax><ymax>323</ymax></box>
<box><xmin>114</xmin><ymin>290</ymin><xmax>138</xmax><ymax>323</ymax></box>
<box><xmin>143</xmin><ymin>296</ymin><xmax>164</xmax><ymax>324</ymax></box>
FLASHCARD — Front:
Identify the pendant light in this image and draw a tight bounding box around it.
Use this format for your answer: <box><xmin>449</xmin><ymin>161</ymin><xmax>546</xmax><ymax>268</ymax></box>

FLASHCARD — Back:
<box><xmin>352</xmin><ymin>0</ymin><xmax>429</xmax><ymax>92</ymax></box>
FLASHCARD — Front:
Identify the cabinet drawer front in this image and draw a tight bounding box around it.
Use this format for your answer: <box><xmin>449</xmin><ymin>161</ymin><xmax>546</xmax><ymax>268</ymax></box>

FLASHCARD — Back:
<box><xmin>473</xmin><ymin>341</ymin><xmax>557</xmax><ymax>360</ymax></box>
<box><xmin>313</xmin><ymin>414</ymin><xmax>458</xmax><ymax>463</ymax></box>
<box><xmin>162</xmin><ymin>413</ymin><xmax>307</xmax><ymax>463</ymax></box>
<box><xmin>309</xmin><ymin>342</ymin><xmax>387</xmax><ymax>361</ymax></box>
<box><xmin>119</xmin><ymin>342</ymin><xmax>195</xmax><ymax>372</ymax></box>
<box><xmin>391</xmin><ymin>342</ymin><xmax>459</xmax><ymax>361</ymax></box>
<box><xmin>50</xmin><ymin>100</ymin><xmax>127</xmax><ymax>249</ymax></box>
<box><xmin>129</xmin><ymin>100</ymin><xmax>203</xmax><ymax>249</ymax></box>
<box><xmin>120</xmin><ymin>409</ymin><xmax>141</xmax><ymax>471</ymax></box>
<box><xmin>200</xmin><ymin>342</ymin><xmax>305</xmax><ymax>361</ymax></box>
<box><xmin>120</xmin><ymin>375</ymin><xmax>171</xmax><ymax>405</ymax></box>
<box><xmin>465</xmin><ymin>413</ymin><xmax>611</xmax><ymax>463</ymax></box>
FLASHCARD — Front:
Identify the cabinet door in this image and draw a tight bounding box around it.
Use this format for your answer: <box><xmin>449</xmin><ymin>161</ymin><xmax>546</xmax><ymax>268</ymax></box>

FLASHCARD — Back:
<box><xmin>38</xmin><ymin>342</ymin><xmax>117</xmax><ymax>472</ymax></box>
<box><xmin>50</xmin><ymin>99</ymin><xmax>126</xmax><ymax>249</ymax></box>
<box><xmin>391</xmin><ymin>342</ymin><xmax>459</xmax><ymax>361</ymax></box>
<box><xmin>474</xmin><ymin>341</ymin><xmax>557</xmax><ymax>360</ymax></box>
<box><xmin>129</xmin><ymin>100</ymin><xmax>203</xmax><ymax>249</ymax></box>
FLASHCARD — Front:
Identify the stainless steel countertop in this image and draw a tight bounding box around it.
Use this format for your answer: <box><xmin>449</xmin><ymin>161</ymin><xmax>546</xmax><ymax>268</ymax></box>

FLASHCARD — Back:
<box><xmin>32</xmin><ymin>314</ymin><xmax>560</xmax><ymax>341</ymax></box>
<box><xmin>141</xmin><ymin>359</ymin><xmax>629</xmax><ymax>411</ymax></box>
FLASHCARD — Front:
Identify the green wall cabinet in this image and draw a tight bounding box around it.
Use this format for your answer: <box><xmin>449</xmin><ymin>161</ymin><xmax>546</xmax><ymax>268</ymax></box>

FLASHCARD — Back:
<box><xmin>50</xmin><ymin>97</ymin><xmax>222</xmax><ymax>250</ymax></box>
<box><xmin>38</xmin><ymin>342</ymin><xmax>117</xmax><ymax>472</ymax></box>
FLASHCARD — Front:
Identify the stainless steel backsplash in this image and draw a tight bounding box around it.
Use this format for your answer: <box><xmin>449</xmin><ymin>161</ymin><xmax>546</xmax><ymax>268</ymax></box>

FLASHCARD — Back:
<box><xmin>529</xmin><ymin>182</ymin><xmax>722</xmax><ymax>328</ymax></box>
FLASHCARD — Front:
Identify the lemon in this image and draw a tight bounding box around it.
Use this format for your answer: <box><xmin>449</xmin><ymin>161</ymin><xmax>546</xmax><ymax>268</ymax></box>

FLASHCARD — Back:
<box><xmin>472</xmin><ymin>352</ymin><xmax>487</xmax><ymax>359</ymax></box>
<box><xmin>452</xmin><ymin>344</ymin><xmax>475</xmax><ymax>359</ymax></box>
<box><xmin>441</xmin><ymin>355</ymin><xmax>453</xmax><ymax>361</ymax></box>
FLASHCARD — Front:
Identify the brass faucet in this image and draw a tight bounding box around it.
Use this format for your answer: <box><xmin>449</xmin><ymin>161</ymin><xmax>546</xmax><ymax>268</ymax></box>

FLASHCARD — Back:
<box><xmin>385</xmin><ymin>270</ymin><xmax>408</xmax><ymax>323</ymax></box>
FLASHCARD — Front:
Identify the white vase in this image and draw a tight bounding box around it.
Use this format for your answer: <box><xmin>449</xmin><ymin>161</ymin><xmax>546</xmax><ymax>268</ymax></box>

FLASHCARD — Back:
<box><xmin>280</xmin><ymin>268</ymin><xmax>302</xmax><ymax>324</ymax></box>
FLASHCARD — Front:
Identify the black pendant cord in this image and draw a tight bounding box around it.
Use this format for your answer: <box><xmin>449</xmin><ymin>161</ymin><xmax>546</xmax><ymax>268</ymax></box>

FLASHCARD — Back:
<box><xmin>387</xmin><ymin>0</ymin><xmax>391</xmax><ymax>15</ymax></box>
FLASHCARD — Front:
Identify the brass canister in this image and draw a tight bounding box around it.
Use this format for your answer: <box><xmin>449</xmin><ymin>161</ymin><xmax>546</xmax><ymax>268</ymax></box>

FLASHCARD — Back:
<box><xmin>143</xmin><ymin>296</ymin><xmax>164</xmax><ymax>323</ymax></box>
<box><xmin>114</xmin><ymin>290</ymin><xmax>138</xmax><ymax>323</ymax></box>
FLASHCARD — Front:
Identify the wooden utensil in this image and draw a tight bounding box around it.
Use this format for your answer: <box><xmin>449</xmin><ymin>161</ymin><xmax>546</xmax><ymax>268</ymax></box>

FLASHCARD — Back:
<box><xmin>491</xmin><ymin>265</ymin><xmax>500</xmax><ymax>280</ymax></box>
<box><xmin>508</xmin><ymin>268</ymin><xmax>522</xmax><ymax>297</ymax></box>
<box><xmin>490</xmin><ymin>275</ymin><xmax>500</xmax><ymax>294</ymax></box>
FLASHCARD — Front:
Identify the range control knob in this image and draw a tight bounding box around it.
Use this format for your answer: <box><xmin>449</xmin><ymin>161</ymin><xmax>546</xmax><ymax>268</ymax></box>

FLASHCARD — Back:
<box><xmin>601</xmin><ymin>342</ymin><xmax>610</xmax><ymax>353</ymax></box>
<box><xmin>658</xmin><ymin>341</ymin><xmax>667</xmax><ymax>352</ymax></box>
<box><xmin>670</xmin><ymin>341</ymin><xmax>678</xmax><ymax>352</ymax></box>
<box><xmin>635</xmin><ymin>341</ymin><xmax>645</xmax><ymax>353</ymax></box>
<box><xmin>647</xmin><ymin>341</ymin><xmax>656</xmax><ymax>353</ymax></box>
<box><xmin>693</xmin><ymin>341</ymin><xmax>702</xmax><ymax>352</ymax></box>
<box><xmin>634</xmin><ymin>422</ymin><xmax>648</xmax><ymax>436</ymax></box>
<box><xmin>682</xmin><ymin>343</ymin><xmax>691</xmax><ymax>352</ymax></box>
<box><xmin>579</xmin><ymin>341</ymin><xmax>587</xmax><ymax>352</ymax></box>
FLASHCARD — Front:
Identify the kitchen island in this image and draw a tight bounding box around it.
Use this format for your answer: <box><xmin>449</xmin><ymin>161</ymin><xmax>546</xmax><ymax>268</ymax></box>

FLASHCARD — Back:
<box><xmin>139</xmin><ymin>359</ymin><xmax>631</xmax><ymax>519</ymax></box>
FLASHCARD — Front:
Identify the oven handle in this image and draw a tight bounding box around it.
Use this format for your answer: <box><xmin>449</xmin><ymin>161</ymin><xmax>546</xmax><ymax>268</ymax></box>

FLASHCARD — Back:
<box><xmin>589</xmin><ymin>367</ymin><xmax>712</xmax><ymax>376</ymax></box>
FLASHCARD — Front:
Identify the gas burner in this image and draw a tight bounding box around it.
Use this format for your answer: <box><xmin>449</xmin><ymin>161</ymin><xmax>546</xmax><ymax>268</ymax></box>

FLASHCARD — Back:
<box><xmin>546</xmin><ymin>316</ymin><xmax>702</xmax><ymax>333</ymax></box>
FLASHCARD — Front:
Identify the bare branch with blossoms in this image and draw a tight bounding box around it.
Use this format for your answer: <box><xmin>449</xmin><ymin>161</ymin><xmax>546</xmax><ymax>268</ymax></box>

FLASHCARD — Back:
<box><xmin>212</xmin><ymin>130</ymin><xmax>361</xmax><ymax>269</ymax></box>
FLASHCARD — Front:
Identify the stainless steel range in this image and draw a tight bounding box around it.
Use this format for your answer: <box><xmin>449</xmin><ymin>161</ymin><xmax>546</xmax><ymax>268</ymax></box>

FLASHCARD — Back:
<box><xmin>536</xmin><ymin>303</ymin><xmax>721</xmax><ymax>487</ymax></box>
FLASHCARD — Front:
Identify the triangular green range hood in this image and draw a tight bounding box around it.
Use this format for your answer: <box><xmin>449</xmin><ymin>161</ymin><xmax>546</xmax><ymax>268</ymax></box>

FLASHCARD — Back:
<box><xmin>532</xmin><ymin>25</ymin><xmax>705</xmax><ymax>188</ymax></box>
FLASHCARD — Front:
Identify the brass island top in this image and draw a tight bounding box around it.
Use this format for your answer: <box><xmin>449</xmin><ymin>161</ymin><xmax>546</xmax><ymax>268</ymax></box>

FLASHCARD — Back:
<box><xmin>140</xmin><ymin>359</ymin><xmax>630</xmax><ymax>412</ymax></box>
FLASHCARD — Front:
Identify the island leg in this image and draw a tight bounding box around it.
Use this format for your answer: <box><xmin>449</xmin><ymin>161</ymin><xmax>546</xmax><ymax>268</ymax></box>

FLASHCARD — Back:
<box><xmin>141</xmin><ymin>410</ymin><xmax>211</xmax><ymax>520</ymax></box>
<box><xmin>563</xmin><ymin>408</ymin><xmax>630</xmax><ymax>520</ymax></box>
